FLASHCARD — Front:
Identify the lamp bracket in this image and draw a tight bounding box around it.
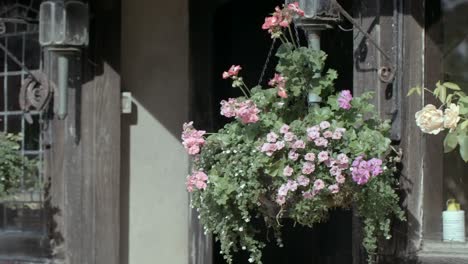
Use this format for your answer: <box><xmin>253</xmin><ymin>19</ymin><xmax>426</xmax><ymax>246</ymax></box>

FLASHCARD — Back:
<box><xmin>19</xmin><ymin>71</ymin><xmax>53</xmax><ymax>124</ymax></box>
<box><xmin>332</xmin><ymin>0</ymin><xmax>396</xmax><ymax>82</ymax></box>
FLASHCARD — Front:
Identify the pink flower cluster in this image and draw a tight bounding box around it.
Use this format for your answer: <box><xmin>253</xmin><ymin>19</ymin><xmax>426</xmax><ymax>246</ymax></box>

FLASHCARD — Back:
<box><xmin>222</xmin><ymin>65</ymin><xmax>242</xmax><ymax>79</ymax></box>
<box><xmin>338</xmin><ymin>90</ymin><xmax>353</xmax><ymax>110</ymax></box>
<box><xmin>181</xmin><ymin>122</ymin><xmax>206</xmax><ymax>155</ymax></box>
<box><xmin>186</xmin><ymin>171</ymin><xmax>208</xmax><ymax>192</ymax></box>
<box><xmin>276</xmin><ymin>180</ymin><xmax>297</xmax><ymax>205</ymax></box>
<box><xmin>269</xmin><ymin>73</ymin><xmax>288</xmax><ymax>98</ymax></box>
<box><xmin>220</xmin><ymin>99</ymin><xmax>260</xmax><ymax>124</ymax></box>
<box><xmin>306</xmin><ymin>122</ymin><xmax>346</xmax><ymax>147</ymax></box>
<box><xmin>351</xmin><ymin>156</ymin><xmax>384</xmax><ymax>185</ymax></box>
<box><xmin>262</xmin><ymin>2</ymin><xmax>305</xmax><ymax>37</ymax></box>
<box><xmin>260</xmin><ymin>123</ymin><xmax>346</xmax><ymax>158</ymax></box>
<box><xmin>261</xmin><ymin>131</ymin><xmax>286</xmax><ymax>156</ymax></box>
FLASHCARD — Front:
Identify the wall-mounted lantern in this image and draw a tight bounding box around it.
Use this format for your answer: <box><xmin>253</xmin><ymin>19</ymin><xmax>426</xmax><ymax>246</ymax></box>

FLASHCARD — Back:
<box><xmin>39</xmin><ymin>0</ymin><xmax>89</xmax><ymax>120</ymax></box>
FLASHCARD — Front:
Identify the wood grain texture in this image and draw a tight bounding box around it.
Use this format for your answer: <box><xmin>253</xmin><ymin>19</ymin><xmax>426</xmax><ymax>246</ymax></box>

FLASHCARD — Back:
<box><xmin>44</xmin><ymin>0</ymin><xmax>121</xmax><ymax>263</ymax></box>
<box><xmin>422</xmin><ymin>0</ymin><xmax>445</xmax><ymax>242</ymax></box>
<box><xmin>352</xmin><ymin>0</ymin><xmax>427</xmax><ymax>263</ymax></box>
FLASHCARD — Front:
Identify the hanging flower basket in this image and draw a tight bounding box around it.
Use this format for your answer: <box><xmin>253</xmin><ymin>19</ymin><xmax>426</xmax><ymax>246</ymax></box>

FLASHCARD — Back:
<box><xmin>182</xmin><ymin>3</ymin><xmax>404</xmax><ymax>264</ymax></box>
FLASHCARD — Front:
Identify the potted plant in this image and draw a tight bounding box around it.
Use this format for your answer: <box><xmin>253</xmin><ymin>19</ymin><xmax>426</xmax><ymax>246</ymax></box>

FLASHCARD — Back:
<box><xmin>182</xmin><ymin>3</ymin><xmax>404</xmax><ymax>263</ymax></box>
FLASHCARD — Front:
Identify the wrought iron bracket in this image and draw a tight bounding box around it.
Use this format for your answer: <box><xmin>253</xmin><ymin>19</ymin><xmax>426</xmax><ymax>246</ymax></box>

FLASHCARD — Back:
<box><xmin>19</xmin><ymin>71</ymin><xmax>53</xmax><ymax>124</ymax></box>
<box><xmin>332</xmin><ymin>0</ymin><xmax>396</xmax><ymax>83</ymax></box>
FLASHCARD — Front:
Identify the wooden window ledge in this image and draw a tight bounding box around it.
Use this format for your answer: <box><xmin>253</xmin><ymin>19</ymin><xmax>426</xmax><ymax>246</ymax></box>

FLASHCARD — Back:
<box><xmin>418</xmin><ymin>240</ymin><xmax>468</xmax><ymax>264</ymax></box>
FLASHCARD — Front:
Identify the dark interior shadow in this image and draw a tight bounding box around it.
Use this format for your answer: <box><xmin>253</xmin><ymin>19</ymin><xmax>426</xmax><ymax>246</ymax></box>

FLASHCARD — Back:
<box><xmin>189</xmin><ymin>0</ymin><xmax>355</xmax><ymax>263</ymax></box>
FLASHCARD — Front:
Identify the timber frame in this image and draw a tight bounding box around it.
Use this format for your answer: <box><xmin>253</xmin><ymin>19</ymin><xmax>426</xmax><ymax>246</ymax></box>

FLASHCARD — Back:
<box><xmin>353</xmin><ymin>0</ymin><xmax>468</xmax><ymax>263</ymax></box>
<box><xmin>44</xmin><ymin>0</ymin><xmax>121</xmax><ymax>263</ymax></box>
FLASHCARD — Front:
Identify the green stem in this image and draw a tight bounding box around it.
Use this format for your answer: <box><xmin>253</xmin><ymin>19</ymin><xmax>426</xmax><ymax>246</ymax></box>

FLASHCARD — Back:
<box><xmin>287</xmin><ymin>26</ymin><xmax>298</xmax><ymax>48</ymax></box>
<box><xmin>423</xmin><ymin>88</ymin><xmax>435</xmax><ymax>95</ymax></box>
<box><xmin>279</xmin><ymin>34</ymin><xmax>289</xmax><ymax>46</ymax></box>
<box><xmin>241</xmin><ymin>82</ymin><xmax>252</xmax><ymax>96</ymax></box>
<box><xmin>238</xmin><ymin>86</ymin><xmax>249</xmax><ymax>98</ymax></box>
<box><xmin>276</xmin><ymin>35</ymin><xmax>287</xmax><ymax>46</ymax></box>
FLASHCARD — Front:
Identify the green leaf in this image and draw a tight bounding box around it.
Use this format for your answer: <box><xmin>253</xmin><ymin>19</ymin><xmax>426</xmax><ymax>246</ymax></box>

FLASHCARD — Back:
<box><xmin>407</xmin><ymin>86</ymin><xmax>422</xmax><ymax>96</ymax></box>
<box><xmin>461</xmin><ymin>120</ymin><xmax>468</xmax><ymax>130</ymax></box>
<box><xmin>446</xmin><ymin>94</ymin><xmax>453</xmax><ymax>104</ymax></box>
<box><xmin>444</xmin><ymin>132</ymin><xmax>458</xmax><ymax>153</ymax></box>
<box><xmin>436</xmin><ymin>81</ymin><xmax>447</xmax><ymax>102</ymax></box>
<box><xmin>443</xmin><ymin>82</ymin><xmax>461</xmax><ymax>91</ymax></box>
<box><xmin>457</xmin><ymin>134</ymin><xmax>468</xmax><ymax>162</ymax></box>
<box><xmin>460</xmin><ymin>104</ymin><xmax>468</xmax><ymax>115</ymax></box>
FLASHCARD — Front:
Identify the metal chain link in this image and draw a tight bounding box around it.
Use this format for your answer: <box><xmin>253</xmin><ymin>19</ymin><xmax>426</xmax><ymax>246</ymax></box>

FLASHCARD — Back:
<box><xmin>257</xmin><ymin>38</ymin><xmax>277</xmax><ymax>86</ymax></box>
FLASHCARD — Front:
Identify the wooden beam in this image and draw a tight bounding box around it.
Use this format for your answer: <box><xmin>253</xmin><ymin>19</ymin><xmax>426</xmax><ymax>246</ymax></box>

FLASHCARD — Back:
<box><xmin>45</xmin><ymin>0</ymin><xmax>121</xmax><ymax>263</ymax></box>
<box><xmin>352</xmin><ymin>0</ymin><xmax>427</xmax><ymax>262</ymax></box>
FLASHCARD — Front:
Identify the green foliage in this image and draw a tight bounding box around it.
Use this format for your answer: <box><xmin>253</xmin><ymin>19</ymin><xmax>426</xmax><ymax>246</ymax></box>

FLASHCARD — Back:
<box><xmin>189</xmin><ymin>44</ymin><xmax>403</xmax><ymax>264</ymax></box>
<box><xmin>409</xmin><ymin>81</ymin><xmax>468</xmax><ymax>162</ymax></box>
<box><xmin>0</xmin><ymin>133</ymin><xmax>37</xmax><ymax>198</ymax></box>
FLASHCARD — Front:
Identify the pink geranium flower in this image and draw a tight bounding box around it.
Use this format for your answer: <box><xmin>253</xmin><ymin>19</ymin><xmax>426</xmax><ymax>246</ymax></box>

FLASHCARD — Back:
<box><xmin>181</xmin><ymin>122</ymin><xmax>206</xmax><ymax>156</ymax></box>
<box><xmin>220</xmin><ymin>99</ymin><xmax>260</xmax><ymax>124</ymax></box>
<box><xmin>338</xmin><ymin>90</ymin><xmax>353</xmax><ymax>110</ymax></box>
<box><xmin>222</xmin><ymin>65</ymin><xmax>242</xmax><ymax>79</ymax></box>
<box><xmin>220</xmin><ymin>98</ymin><xmax>237</xmax><ymax>118</ymax></box>
<box><xmin>186</xmin><ymin>171</ymin><xmax>209</xmax><ymax>192</ymax></box>
<box><xmin>262</xmin><ymin>16</ymin><xmax>279</xmax><ymax>30</ymax></box>
<box><xmin>287</xmin><ymin>2</ymin><xmax>305</xmax><ymax>17</ymax></box>
<box><xmin>236</xmin><ymin>100</ymin><xmax>260</xmax><ymax>124</ymax></box>
<box><xmin>278</xmin><ymin>88</ymin><xmax>288</xmax><ymax>98</ymax></box>
<box><xmin>269</xmin><ymin>73</ymin><xmax>286</xmax><ymax>88</ymax></box>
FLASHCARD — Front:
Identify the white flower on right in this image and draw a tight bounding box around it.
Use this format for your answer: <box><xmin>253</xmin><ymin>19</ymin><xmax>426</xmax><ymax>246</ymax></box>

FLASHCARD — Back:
<box><xmin>443</xmin><ymin>103</ymin><xmax>460</xmax><ymax>132</ymax></box>
<box><xmin>415</xmin><ymin>104</ymin><xmax>444</xmax><ymax>135</ymax></box>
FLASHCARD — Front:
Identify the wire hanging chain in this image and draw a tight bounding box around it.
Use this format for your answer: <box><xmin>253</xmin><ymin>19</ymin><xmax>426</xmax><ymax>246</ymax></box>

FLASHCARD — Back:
<box><xmin>257</xmin><ymin>38</ymin><xmax>277</xmax><ymax>86</ymax></box>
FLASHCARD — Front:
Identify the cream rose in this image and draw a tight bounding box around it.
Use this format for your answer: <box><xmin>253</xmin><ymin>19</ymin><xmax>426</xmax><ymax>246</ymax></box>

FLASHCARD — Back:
<box><xmin>444</xmin><ymin>103</ymin><xmax>460</xmax><ymax>132</ymax></box>
<box><xmin>415</xmin><ymin>104</ymin><xmax>444</xmax><ymax>135</ymax></box>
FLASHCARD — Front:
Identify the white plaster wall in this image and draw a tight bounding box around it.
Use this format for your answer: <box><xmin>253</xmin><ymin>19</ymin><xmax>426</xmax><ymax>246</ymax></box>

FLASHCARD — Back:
<box><xmin>121</xmin><ymin>0</ymin><xmax>189</xmax><ymax>263</ymax></box>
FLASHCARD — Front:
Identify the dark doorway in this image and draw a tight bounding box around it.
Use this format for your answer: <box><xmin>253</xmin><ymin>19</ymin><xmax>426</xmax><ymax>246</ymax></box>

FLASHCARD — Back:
<box><xmin>190</xmin><ymin>0</ymin><xmax>354</xmax><ymax>263</ymax></box>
